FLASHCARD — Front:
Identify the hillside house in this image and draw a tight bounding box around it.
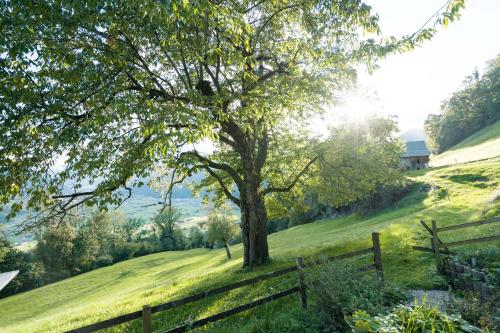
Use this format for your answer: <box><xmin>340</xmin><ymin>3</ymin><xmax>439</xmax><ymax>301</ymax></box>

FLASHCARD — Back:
<box><xmin>400</xmin><ymin>141</ymin><xmax>429</xmax><ymax>170</ymax></box>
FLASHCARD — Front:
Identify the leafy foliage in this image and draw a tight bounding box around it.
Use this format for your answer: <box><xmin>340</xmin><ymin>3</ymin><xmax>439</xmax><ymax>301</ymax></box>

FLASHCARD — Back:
<box><xmin>266</xmin><ymin>116</ymin><xmax>404</xmax><ymax>219</ymax></box>
<box><xmin>207</xmin><ymin>206</ymin><xmax>238</xmax><ymax>258</ymax></box>
<box><xmin>311</xmin><ymin>260</ymin><xmax>407</xmax><ymax>332</ymax></box>
<box><xmin>347</xmin><ymin>299</ymin><xmax>480</xmax><ymax>333</ymax></box>
<box><xmin>186</xmin><ymin>225</ymin><xmax>207</xmax><ymax>249</ymax></box>
<box><xmin>446</xmin><ymin>290</ymin><xmax>499</xmax><ymax>331</ymax></box>
<box><xmin>0</xmin><ymin>158</ymin><xmax>498</xmax><ymax>332</ymax></box>
<box><xmin>1</xmin><ymin>208</ymin><xmax>209</xmax><ymax>297</ymax></box>
<box><xmin>152</xmin><ymin>207</ymin><xmax>186</xmax><ymax>251</ymax></box>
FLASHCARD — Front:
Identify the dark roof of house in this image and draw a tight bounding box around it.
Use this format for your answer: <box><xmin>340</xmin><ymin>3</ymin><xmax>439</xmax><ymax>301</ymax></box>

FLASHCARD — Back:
<box><xmin>402</xmin><ymin>141</ymin><xmax>429</xmax><ymax>158</ymax></box>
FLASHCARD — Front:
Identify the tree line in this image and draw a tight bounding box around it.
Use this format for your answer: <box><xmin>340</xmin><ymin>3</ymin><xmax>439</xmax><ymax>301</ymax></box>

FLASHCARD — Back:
<box><xmin>0</xmin><ymin>207</ymin><xmax>237</xmax><ymax>298</ymax></box>
<box><xmin>425</xmin><ymin>55</ymin><xmax>500</xmax><ymax>154</ymax></box>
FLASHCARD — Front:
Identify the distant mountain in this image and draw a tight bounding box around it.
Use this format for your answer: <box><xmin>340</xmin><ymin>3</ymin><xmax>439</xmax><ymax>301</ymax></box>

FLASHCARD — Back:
<box><xmin>401</xmin><ymin>128</ymin><xmax>425</xmax><ymax>142</ymax></box>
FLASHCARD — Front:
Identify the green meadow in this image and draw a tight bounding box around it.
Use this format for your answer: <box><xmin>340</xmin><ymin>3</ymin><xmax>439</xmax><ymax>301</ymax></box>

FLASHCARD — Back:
<box><xmin>0</xmin><ymin>158</ymin><xmax>499</xmax><ymax>333</ymax></box>
<box><xmin>430</xmin><ymin>120</ymin><xmax>500</xmax><ymax>167</ymax></box>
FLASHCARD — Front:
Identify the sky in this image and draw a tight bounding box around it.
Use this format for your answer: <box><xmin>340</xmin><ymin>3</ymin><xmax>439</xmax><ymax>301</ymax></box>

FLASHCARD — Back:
<box><xmin>329</xmin><ymin>0</ymin><xmax>500</xmax><ymax>133</ymax></box>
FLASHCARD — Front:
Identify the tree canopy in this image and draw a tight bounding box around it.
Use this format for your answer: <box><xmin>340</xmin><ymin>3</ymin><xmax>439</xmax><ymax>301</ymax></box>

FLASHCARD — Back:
<box><xmin>0</xmin><ymin>0</ymin><xmax>464</xmax><ymax>266</ymax></box>
<box><xmin>264</xmin><ymin>116</ymin><xmax>404</xmax><ymax>219</ymax></box>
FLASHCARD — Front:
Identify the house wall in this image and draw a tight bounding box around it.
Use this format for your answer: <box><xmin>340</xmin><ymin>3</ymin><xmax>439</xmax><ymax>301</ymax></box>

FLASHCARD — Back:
<box><xmin>400</xmin><ymin>156</ymin><xmax>429</xmax><ymax>170</ymax></box>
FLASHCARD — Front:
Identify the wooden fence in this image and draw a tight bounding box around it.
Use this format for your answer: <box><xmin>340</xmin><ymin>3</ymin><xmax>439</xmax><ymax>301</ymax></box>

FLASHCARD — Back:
<box><xmin>413</xmin><ymin>217</ymin><xmax>500</xmax><ymax>272</ymax></box>
<box><xmin>66</xmin><ymin>232</ymin><xmax>384</xmax><ymax>333</ymax></box>
<box><xmin>413</xmin><ymin>217</ymin><xmax>500</xmax><ymax>302</ymax></box>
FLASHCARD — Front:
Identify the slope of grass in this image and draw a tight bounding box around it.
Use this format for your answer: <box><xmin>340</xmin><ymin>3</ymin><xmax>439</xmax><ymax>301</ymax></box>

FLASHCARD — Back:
<box><xmin>430</xmin><ymin>120</ymin><xmax>500</xmax><ymax>167</ymax></box>
<box><xmin>0</xmin><ymin>159</ymin><xmax>499</xmax><ymax>333</ymax></box>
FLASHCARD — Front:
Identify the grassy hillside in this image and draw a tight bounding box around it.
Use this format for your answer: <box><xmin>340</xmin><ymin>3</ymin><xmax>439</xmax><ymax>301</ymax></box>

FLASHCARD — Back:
<box><xmin>1</xmin><ymin>159</ymin><xmax>499</xmax><ymax>333</ymax></box>
<box><xmin>430</xmin><ymin>120</ymin><xmax>500</xmax><ymax>167</ymax></box>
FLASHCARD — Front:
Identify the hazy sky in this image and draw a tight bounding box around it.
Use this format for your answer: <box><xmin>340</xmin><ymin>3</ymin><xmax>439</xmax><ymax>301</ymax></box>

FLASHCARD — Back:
<box><xmin>331</xmin><ymin>0</ymin><xmax>500</xmax><ymax>132</ymax></box>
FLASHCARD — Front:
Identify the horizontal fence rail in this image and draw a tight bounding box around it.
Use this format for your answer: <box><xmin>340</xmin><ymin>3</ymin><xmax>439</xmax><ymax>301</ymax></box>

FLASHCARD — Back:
<box><xmin>66</xmin><ymin>232</ymin><xmax>383</xmax><ymax>333</ymax></box>
<box><xmin>437</xmin><ymin>217</ymin><xmax>500</xmax><ymax>232</ymax></box>
<box><xmin>65</xmin><ymin>266</ymin><xmax>297</xmax><ymax>333</ymax></box>
<box><xmin>412</xmin><ymin>245</ymin><xmax>451</xmax><ymax>255</ymax></box>
<box><xmin>440</xmin><ymin>234</ymin><xmax>500</xmax><ymax>248</ymax></box>
<box><xmin>162</xmin><ymin>286</ymin><xmax>300</xmax><ymax>333</ymax></box>
<box><xmin>151</xmin><ymin>265</ymin><xmax>297</xmax><ymax>314</ymax></box>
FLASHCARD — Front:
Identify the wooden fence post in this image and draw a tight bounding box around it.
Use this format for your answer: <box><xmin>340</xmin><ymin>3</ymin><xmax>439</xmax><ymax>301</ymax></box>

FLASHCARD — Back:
<box><xmin>295</xmin><ymin>257</ymin><xmax>307</xmax><ymax>308</ymax></box>
<box><xmin>431</xmin><ymin>220</ymin><xmax>441</xmax><ymax>273</ymax></box>
<box><xmin>371</xmin><ymin>232</ymin><xmax>384</xmax><ymax>282</ymax></box>
<box><xmin>142</xmin><ymin>305</ymin><xmax>152</xmax><ymax>333</ymax></box>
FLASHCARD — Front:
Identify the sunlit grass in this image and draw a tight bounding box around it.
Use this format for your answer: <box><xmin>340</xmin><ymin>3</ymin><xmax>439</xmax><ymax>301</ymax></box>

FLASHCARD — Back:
<box><xmin>0</xmin><ymin>159</ymin><xmax>499</xmax><ymax>333</ymax></box>
<box><xmin>430</xmin><ymin>120</ymin><xmax>500</xmax><ymax>167</ymax></box>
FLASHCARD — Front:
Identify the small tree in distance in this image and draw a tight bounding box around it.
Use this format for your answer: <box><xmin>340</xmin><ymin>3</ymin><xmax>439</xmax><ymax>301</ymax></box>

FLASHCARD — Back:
<box><xmin>153</xmin><ymin>207</ymin><xmax>185</xmax><ymax>251</ymax></box>
<box><xmin>207</xmin><ymin>207</ymin><xmax>238</xmax><ymax>259</ymax></box>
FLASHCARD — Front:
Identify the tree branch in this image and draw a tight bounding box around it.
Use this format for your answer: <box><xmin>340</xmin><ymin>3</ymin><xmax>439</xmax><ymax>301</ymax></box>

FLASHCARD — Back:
<box><xmin>202</xmin><ymin>166</ymin><xmax>241</xmax><ymax>206</ymax></box>
<box><xmin>183</xmin><ymin>150</ymin><xmax>242</xmax><ymax>185</ymax></box>
<box><xmin>262</xmin><ymin>156</ymin><xmax>318</xmax><ymax>195</ymax></box>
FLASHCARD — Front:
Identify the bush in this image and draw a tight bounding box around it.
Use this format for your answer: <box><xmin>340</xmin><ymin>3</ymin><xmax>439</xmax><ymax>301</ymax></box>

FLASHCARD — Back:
<box><xmin>94</xmin><ymin>254</ymin><xmax>114</xmax><ymax>268</ymax></box>
<box><xmin>347</xmin><ymin>298</ymin><xmax>481</xmax><ymax>333</ymax></box>
<box><xmin>112</xmin><ymin>242</ymin><xmax>142</xmax><ymax>262</ymax></box>
<box><xmin>288</xmin><ymin>210</ymin><xmax>320</xmax><ymax>228</ymax></box>
<box><xmin>266</xmin><ymin>217</ymin><xmax>289</xmax><ymax>234</ymax></box>
<box><xmin>311</xmin><ymin>260</ymin><xmax>406</xmax><ymax>332</ymax></box>
<box><xmin>186</xmin><ymin>225</ymin><xmax>206</xmax><ymax>249</ymax></box>
<box><xmin>134</xmin><ymin>241</ymin><xmax>158</xmax><ymax>257</ymax></box>
<box><xmin>352</xmin><ymin>183</ymin><xmax>411</xmax><ymax>217</ymax></box>
<box><xmin>446</xmin><ymin>291</ymin><xmax>499</xmax><ymax>331</ymax></box>
<box><xmin>159</xmin><ymin>228</ymin><xmax>187</xmax><ymax>251</ymax></box>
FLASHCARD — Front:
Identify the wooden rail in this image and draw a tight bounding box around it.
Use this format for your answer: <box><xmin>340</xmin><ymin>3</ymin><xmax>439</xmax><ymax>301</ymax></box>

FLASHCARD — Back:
<box><xmin>413</xmin><ymin>217</ymin><xmax>500</xmax><ymax>273</ymax></box>
<box><xmin>440</xmin><ymin>234</ymin><xmax>500</xmax><ymax>248</ymax></box>
<box><xmin>162</xmin><ymin>287</ymin><xmax>300</xmax><ymax>333</ymax></box>
<box><xmin>151</xmin><ymin>266</ymin><xmax>297</xmax><ymax>314</ymax></box>
<box><xmin>437</xmin><ymin>217</ymin><xmax>500</xmax><ymax>232</ymax></box>
<box><xmin>66</xmin><ymin>232</ymin><xmax>383</xmax><ymax>333</ymax></box>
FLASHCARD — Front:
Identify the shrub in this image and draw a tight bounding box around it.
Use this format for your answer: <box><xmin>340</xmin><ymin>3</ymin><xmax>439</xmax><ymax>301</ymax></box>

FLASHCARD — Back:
<box><xmin>134</xmin><ymin>241</ymin><xmax>158</xmax><ymax>257</ymax></box>
<box><xmin>446</xmin><ymin>291</ymin><xmax>499</xmax><ymax>331</ymax></box>
<box><xmin>111</xmin><ymin>242</ymin><xmax>142</xmax><ymax>262</ymax></box>
<box><xmin>352</xmin><ymin>183</ymin><xmax>412</xmax><ymax>217</ymax></box>
<box><xmin>94</xmin><ymin>254</ymin><xmax>114</xmax><ymax>268</ymax></box>
<box><xmin>347</xmin><ymin>298</ymin><xmax>481</xmax><ymax>333</ymax></box>
<box><xmin>186</xmin><ymin>225</ymin><xmax>206</xmax><ymax>249</ymax></box>
<box><xmin>266</xmin><ymin>217</ymin><xmax>289</xmax><ymax>234</ymax></box>
<box><xmin>311</xmin><ymin>260</ymin><xmax>407</xmax><ymax>332</ymax></box>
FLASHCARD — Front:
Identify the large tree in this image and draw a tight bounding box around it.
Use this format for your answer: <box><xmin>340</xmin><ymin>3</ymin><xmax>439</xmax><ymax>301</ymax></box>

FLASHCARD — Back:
<box><xmin>0</xmin><ymin>0</ymin><xmax>463</xmax><ymax>266</ymax></box>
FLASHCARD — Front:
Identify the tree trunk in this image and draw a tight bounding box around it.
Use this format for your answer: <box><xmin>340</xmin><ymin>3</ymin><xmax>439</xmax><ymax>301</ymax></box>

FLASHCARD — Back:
<box><xmin>223</xmin><ymin>243</ymin><xmax>232</xmax><ymax>259</ymax></box>
<box><xmin>240</xmin><ymin>176</ymin><xmax>269</xmax><ymax>267</ymax></box>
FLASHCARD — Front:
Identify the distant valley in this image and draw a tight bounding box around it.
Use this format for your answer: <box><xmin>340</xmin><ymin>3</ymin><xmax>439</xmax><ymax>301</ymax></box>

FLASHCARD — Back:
<box><xmin>0</xmin><ymin>179</ymin><xmax>219</xmax><ymax>246</ymax></box>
